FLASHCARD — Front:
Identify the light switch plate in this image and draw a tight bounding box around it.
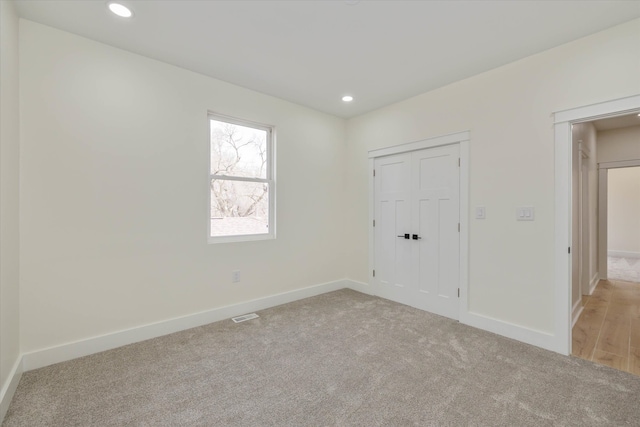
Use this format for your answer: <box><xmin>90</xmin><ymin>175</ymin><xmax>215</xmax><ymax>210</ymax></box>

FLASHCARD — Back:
<box><xmin>516</xmin><ymin>207</ymin><xmax>535</xmax><ymax>221</ymax></box>
<box><xmin>475</xmin><ymin>207</ymin><xmax>486</xmax><ymax>219</ymax></box>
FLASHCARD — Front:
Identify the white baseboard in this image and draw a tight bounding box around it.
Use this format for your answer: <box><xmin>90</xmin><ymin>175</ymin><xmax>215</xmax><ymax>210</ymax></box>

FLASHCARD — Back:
<box><xmin>589</xmin><ymin>273</ymin><xmax>599</xmax><ymax>295</ymax></box>
<box><xmin>17</xmin><ymin>276</ymin><xmax>570</xmax><ymax>385</ymax></box>
<box><xmin>608</xmin><ymin>250</ymin><xmax>640</xmax><ymax>259</ymax></box>
<box><xmin>348</xmin><ymin>279</ymin><xmax>571</xmax><ymax>355</ymax></box>
<box><xmin>22</xmin><ymin>279</ymin><xmax>350</xmax><ymax>372</ymax></box>
<box><xmin>0</xmin><ymin>356</ymin><xmax>23</xmax><ymax>423</ymax></box>
<box><xmin>572</xmin><ymin>299</ymin><xmax>584</xmax><ymax>328</ymax></box>
<box><xmin>343</xmin><ymin>279</ymin><xmax>375</xmax><ymax>295</ymax></box>
<box><xmin>459</xmin><ymin>311</ymin><xmax>558</xmax><ymax>353</ymax></box>
<box><xmin>348</xmin><ymin>279</ymin><xmax>563</xmax><ymax>354</ymax></box>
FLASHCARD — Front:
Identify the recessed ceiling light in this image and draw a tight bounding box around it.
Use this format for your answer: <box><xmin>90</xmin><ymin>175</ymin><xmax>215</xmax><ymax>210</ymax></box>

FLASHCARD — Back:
<box><xmin>342</xmin><ymin>95</ymin><xmax>354</xmax><ymax>102</ymax></box>
<box><xmin>108</xmin><ymin>2</ymin><xmax>133</xmax><ymax>18</ymax></box>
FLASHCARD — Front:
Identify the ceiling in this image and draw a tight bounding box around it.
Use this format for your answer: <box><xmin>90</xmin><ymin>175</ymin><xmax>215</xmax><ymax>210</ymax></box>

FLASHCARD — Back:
<box><xmin>592</xmin><ymin>113</ymin><xmax>640</xmax><ymax>131</ymax></box>
<box><xmin>13</xmin><ymin>0</ymin><xmax>640</xmax><ymax>118</ymax></box>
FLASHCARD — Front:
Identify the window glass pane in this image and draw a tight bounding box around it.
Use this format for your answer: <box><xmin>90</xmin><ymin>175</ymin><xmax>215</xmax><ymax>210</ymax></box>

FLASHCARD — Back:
<box><xmin>210</xmin><ymin>119</ymin><xmax>267</xmax><ymax>179</ymax></box>
<box><xmin>210</xmin><ymin>179</ymin><xmax>269</xmax><ymax>237</ymax></box>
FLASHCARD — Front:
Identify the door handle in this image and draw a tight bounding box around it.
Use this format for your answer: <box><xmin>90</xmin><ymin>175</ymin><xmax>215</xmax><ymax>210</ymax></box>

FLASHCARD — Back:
<box><xmin>397</xmin><ymin>234</ymin><xmax>410</xmax><ymax>239</ymax></box>
<box><xmin>412</xmin><ymin>234</ymin><xmax>422</xmax><ymax>240</ymax></box>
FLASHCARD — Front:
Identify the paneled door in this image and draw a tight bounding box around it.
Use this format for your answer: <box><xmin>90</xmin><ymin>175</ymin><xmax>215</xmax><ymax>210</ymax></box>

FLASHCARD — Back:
<box><xmin>373</xmin><ymin>152</ymin><xmax>413</xmax><ymax>304</ymax></box>
<box><xmin>374</xmin><ymin>144</ymin><xmax>460</xmax><ymax>320</ymax></box>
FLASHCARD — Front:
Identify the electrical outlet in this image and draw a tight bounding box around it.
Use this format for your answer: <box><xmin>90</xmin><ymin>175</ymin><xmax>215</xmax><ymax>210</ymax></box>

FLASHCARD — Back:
<box><xmin>232</xmin><ymin>270</ymin><xmax>240</xmax><ymax>283</ymax></box>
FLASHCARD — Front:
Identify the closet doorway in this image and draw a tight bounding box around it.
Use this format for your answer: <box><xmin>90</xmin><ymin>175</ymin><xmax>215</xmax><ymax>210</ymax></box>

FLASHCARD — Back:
<box><xmin>369</xmin><ymin>132</ymin><xmax>468</xmax><ymax>321</ymax></box>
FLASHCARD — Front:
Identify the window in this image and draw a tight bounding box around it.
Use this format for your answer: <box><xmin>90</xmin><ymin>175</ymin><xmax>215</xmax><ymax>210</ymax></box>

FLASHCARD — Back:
<box><xmin>208</xmin><ymin>113</ymin><xmax>275</xmax><ymax>243</ymax></box>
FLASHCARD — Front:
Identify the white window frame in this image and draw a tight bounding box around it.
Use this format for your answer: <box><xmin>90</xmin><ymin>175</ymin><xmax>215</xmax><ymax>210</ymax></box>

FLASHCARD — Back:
<box><xmin>208</xmin><ymin>112</ymin><xmax>276</xmax><ymax>244</ymax></box>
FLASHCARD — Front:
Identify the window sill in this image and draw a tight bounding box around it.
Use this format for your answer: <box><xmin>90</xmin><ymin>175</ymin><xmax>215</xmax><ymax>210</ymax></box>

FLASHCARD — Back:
<box><xmin>208</xmin><ymin>233</ymin><xmax>275</xmax><ymax>244</ymax></box>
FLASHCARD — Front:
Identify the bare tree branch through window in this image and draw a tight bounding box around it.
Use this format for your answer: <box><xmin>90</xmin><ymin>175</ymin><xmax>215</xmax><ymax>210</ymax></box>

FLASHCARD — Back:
<box><xmin>209</xmin><ymin>116</ymin><xmax>273</xmax><ymax>239</ymax></box>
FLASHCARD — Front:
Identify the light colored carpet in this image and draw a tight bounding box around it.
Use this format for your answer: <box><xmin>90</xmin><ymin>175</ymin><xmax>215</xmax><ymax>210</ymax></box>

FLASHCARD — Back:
<box><xmin>608</xmin><ymin>256</ymin><xmax>640</xmax><ymax>283</ymax></box>
<box><xmin>4</xmin><ymin>289</ymin><xmax>640</xmax><ymax>426</ymax></box>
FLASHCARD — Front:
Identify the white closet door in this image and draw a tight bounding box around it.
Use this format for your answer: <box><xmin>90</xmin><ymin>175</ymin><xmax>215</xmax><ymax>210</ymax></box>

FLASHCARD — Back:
<box><xmin>412</xmin><ymin>144</ymin><xmax>460</xmax><ymax>320</ymax></box>
<box><xmin>374</xmin><ymin>153</ymin><xmax>413</xmax><ymax>304</ymax></box>
<box><xmin>374</xmin><ymin>144</ymin><xmax>460</xmax><ymax>320</ymax></box>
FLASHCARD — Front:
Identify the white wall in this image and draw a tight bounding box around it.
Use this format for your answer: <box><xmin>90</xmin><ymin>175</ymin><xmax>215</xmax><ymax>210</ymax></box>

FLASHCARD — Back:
<box><xmin>608</xmin><ymin>167</ymin><xmax>640</xmax><ymax>256</ymax></box>
<box><xmin>345</xmin><ymin>19</ymin><xmax>640</xmax><ymax>334</ymax></box>
<box><xmin>10</xmin><ymin>9</ymin><xmax>640</xmax><ymax>366</ymax></box>
<box><xmin>571</xmin><ymin>122</ymin><xmax>598</xmax><ymax>308</ymax></box>
<box><xmin>597</xmin><ymin>125</ymin><xmax>640</xmax><ymax>164</ymax></box>
<box><xmin>19</xmin><ymin>20</ymin><xmax>347</xmax><ymax>353</ymax></box>
<box><xmin>0</xmin><ymin>0</ymin><xmax>21</xmax><ymax>413</ymax></box>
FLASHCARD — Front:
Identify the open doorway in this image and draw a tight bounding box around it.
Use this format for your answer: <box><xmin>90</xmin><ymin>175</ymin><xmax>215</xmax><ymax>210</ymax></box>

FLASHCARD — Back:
<box><xmin>553</xmin><ymin>95</ymin><xmax>639</xmax><ymax>357</ymax></box>
<box><xmin>570</xmin><ymin>112</ymin><xmax>640</xmax><ymax>374</ymax></box>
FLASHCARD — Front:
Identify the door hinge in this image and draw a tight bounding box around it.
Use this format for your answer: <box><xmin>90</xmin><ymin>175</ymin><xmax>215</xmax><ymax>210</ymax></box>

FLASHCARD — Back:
<box><xmin>458</xmin><ymin>158</ymin><xmax>460</xmax><ymax>167</ymax></box>
<box><xmin>458</xmin><ymin>288</ymin><xmax>460</xmax><ymax>298</ymax></box>
<box><xmin>373</xmin><ymin>269</ymin><xmax>376</xmax><ymax>277</ymax></box>
<box><xmin>373</xmin><ymin>219</ymin><xmax>375</xmax><ymax>227</ymax></box>
<box><xmin>458</xmin><ymin>223</ymin><xmax>460</xmax><ymax>232</ymax></box>
<box><xmin>568</xmin><ymin>247</ymin><xmax>571</xmax><ymax>254</ymax></box>
<box><xmin>373</xmin><ymin>169</ymin><xmax>376</xmax><ymax>177</ymax></box>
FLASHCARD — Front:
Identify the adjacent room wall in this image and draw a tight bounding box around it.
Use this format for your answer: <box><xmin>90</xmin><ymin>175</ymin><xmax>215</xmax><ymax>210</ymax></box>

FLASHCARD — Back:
<box><xmin>19</xmin><ymin>20</ymin><xmax>347</xmax><ymax>354</ymax></box>
<box><xmin>608</xmin><ymin>167</ymin><xmax>640</xmax><ymax>257</ymax></box>
<box><xmin>0</xmin><ymin>0</ymin><xmax>22</xmax><ymax>415</ymax></box>
<box><xmin>345</xmin><ymin>19</ymin><xmax>640</xmax><ymax>334</ymax></box>
<box><xmin>571</xmin><ymin>122</ymin><xmax>598</xmax><ymax>311</ymax></box>
<box><xmin>597</xmin><ymin>125</ymin><xmax>640</xmax><ymax>163</ymax></box>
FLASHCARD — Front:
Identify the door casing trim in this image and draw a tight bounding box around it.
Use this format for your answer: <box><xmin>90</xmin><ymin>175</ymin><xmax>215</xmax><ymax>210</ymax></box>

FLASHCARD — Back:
<box><xmin>368</xmin><ymin>131</ymin><xmax>470</xmax><ymax>321</ymax></box>
<box><xmin>554</xmin><ymin>94</ymin><xmax>640</xmax><ymax>356</ymax></box>
<box><xmin>597</xmin><ymin>159</ymin><xmax>640</xmax><ymax>281</ymax></box>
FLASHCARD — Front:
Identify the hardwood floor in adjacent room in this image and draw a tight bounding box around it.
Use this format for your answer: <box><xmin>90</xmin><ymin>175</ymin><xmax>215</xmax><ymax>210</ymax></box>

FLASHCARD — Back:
<box><xmin>572</xmin><ymin>279</ymin><xmax>640</xmax><ymax>375</ymax></box>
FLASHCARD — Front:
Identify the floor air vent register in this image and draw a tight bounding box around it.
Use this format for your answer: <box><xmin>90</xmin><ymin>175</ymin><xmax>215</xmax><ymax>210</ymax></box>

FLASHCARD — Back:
<box><xmin>231</xmin><ymin>313</ymin><xmax>259</xmax><ymax>323</ymax></box>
